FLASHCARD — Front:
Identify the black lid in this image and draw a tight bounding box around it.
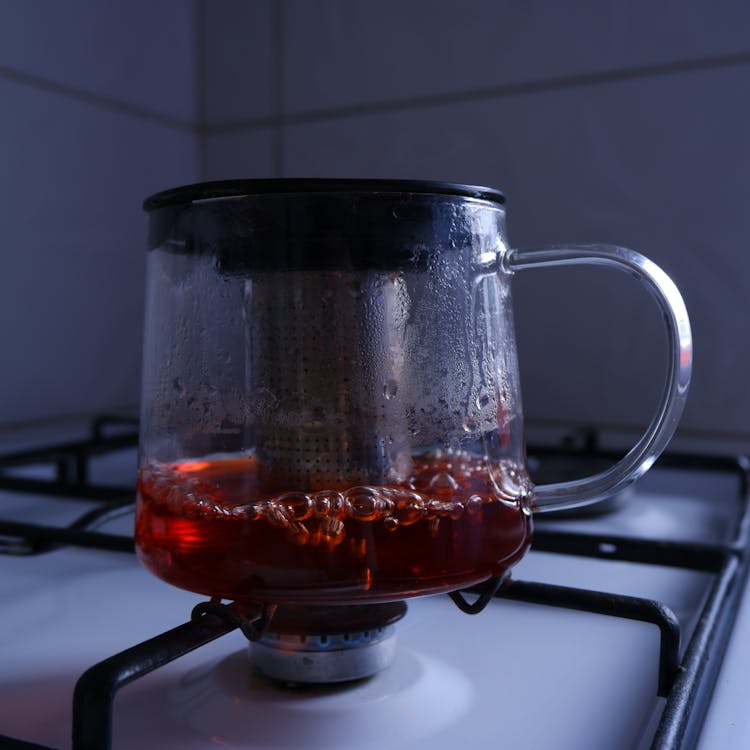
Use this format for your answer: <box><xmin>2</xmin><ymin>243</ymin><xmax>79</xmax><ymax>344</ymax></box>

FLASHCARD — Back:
<box><xmin>143</xmin><ymin>178</ymin><xmax>505</xmax><ymax>211</ymax></box>
<box><xmin>145</xmin><ymin>179</ymin><xmax>505</xmax><ymax>273</ymax></box>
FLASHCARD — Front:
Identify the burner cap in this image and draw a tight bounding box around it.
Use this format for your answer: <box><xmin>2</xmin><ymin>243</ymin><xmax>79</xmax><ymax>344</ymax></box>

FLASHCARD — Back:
<box><xmin>249</xmin><ymin>602</ymin><xmax>407</xmax><ymax>684</ymax></box>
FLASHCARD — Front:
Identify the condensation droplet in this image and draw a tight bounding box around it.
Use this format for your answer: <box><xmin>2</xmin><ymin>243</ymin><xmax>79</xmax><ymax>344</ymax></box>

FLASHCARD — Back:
<box><xmin>462</xmin><ymin>417</ymin><xmax>479</xmax><ymax>434</ymax></box>
<box><xmin>476</xmin><ymin>392</ymin><xmax>491</xmax><ymax>409</ymax></box>
<box><xmin>173</xmin><ymin>377</ymin><xmax>186</xmax><ymax>399</ymax></box>
<box><xmin>383</xmin><ymin>379</ymin><xmax>398</xmax><ymax>400</ymax></box>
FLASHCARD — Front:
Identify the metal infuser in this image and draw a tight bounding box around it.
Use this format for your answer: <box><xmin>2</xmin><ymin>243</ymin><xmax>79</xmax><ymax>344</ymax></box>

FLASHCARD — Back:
<box><xmin>250</xmin><ymin>270</ymin><xmax>413</xmax><ymax>494</ymax></box>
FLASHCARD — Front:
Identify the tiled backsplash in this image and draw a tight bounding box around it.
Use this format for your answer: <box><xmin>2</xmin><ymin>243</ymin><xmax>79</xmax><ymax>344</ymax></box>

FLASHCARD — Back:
<box><xmin>0</xmin><ymin>1</ymin><xmax>198</xmax><ymax>424</ymax></box>
<box><xmin>2</xmin><ymin>1</ymin><xmax>749</xmax><ymax>451</ymax></box>
<box><xmin>202</xmin><ymin>1</ymin><xmax>750</xmax><ymax>451</ymax></box>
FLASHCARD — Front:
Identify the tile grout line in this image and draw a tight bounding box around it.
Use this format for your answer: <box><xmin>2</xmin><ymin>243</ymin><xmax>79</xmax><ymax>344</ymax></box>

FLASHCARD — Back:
<box><xmin>205</xmin><ymin>48</ymin><xmax>750</xmax><ymax>135</ymax></box>
<box><xmin>0</xmin><ymin>64</ymin><xmax>197</xmax><ymax>134</ymax></box>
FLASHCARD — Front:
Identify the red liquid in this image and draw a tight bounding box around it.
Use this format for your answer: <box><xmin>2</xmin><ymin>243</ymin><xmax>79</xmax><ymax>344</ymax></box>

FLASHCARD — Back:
<box><xmin>135</xmin><ymin>453</ymin><xmax>533</xmax><ymax>604</ymax></box>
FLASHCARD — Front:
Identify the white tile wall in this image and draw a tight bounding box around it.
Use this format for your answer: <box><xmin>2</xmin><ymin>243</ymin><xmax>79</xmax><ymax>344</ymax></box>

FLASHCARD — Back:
<box><xmin>282</xmin><ymin>0</ymin><xmax>750</xmax><ymax>113</ymax></box>
<box><xmin>0</xmin><ymin>0</ymin><xmax>196</xmax><ymax>123</ymax></box>
<box><xmin>197</xmin><ymin>1</ymin><xmax>750</xmax><ymax>448</ymax></box>
<box><xmin>281</xmin><ymin>63</ymin><xmax>750</xmax><ymax>441</ymax></box>
<box><xmin>0</xmin><ymin>77</ymin><xmax>196</xmax><ymax>424</ymax></box>
<box><xmin>204</xmin><ymin>128</ymin><xmax>276</xmax><ymax>179</ymax></box>
<box><xmin>0</xmin><ymin>3</ymin><xmax>198</xmax><ymax>426</ymax></box>
<box><xmin>203</xmin><ymin>0</ymin><xmax>275</xmax><ymax>124</ymax></box>
<box><xmin>9</xmin><ymin>1</ymin><xmax>740</xmax><ymax>445</ymax></box>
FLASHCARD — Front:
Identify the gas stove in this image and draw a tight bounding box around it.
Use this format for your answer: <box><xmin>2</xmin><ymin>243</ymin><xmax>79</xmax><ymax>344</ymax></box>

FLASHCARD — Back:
<box><xmin>0</xmin><ymin>417</ymin><xmax>748</xmax><ymax>750</ymax></box>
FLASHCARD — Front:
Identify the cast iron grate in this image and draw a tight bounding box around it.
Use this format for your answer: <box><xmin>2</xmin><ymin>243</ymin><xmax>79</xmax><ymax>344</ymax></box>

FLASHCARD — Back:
<box><xmin>0</xmin><ymin>420</ymin><xmax>747</xmax><ymax>750</ymax></box>
<box><xmin>0</xmin><ymin>416</ymin><xmax>137</xmax><ymax>555</ymax></box>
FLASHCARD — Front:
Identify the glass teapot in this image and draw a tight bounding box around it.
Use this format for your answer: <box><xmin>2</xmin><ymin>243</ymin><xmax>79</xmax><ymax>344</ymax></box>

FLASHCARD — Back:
<box><xmin>136</xmin><ymin>179</ymin><xmax>691</xmax><ymax>605</ymax></box>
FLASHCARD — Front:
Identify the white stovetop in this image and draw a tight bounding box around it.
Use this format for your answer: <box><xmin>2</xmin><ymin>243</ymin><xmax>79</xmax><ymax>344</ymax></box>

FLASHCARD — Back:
<box><xmin>0</xmin><ymin>426</ymin><xmax>747</xmax><ymax>749</ymax></box>
<box><xmin>0</xmin><ymin>540</ymin><xmax>692</xmax><ymax>750</ymax></box>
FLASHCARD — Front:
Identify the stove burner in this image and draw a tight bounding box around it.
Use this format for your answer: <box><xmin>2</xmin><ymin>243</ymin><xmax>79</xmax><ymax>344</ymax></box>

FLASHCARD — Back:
<box><xmin>249</xmin><ymin>602</ymin><xmax>408</xmax><ymax>684</ymax></box>
<box><xmin>251</xmin><ymin>627</ymin><xmax>397</xmax><ymax>684</ymax></box>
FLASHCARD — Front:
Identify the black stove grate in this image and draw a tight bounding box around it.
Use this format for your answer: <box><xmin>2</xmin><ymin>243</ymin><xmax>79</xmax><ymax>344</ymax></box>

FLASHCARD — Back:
<box><xmin>0</xmin><ymin>416</ymin><xmax>137</xmax><ymax>555</ymax></box>
<box><xmin>0</xmin><ymin>420</ymin><xmax>748</xmax><ymax>750</ymax></box>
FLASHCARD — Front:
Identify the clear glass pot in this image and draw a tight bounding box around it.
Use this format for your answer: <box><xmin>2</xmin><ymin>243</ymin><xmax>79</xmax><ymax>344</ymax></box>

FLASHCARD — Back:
<box><xmin>136</xmin><ymin>179</ymin><xmax>691</xmax><ymax>605</ymax></box>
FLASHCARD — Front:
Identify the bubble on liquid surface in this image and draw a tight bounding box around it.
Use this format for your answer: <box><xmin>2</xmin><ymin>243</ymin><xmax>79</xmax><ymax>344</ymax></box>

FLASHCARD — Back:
<box><xmin>279</xmin><ymin>492</ymin><xmax>314</xmax><ymax>521</ymax></box>
<box><xmin>383</xmin><ymin>515</ymin><xmax>399</xmax><ymax>531</ymax></box>
<box><xmin>313</xmin><ymin>490</ymin><xmax>345</xmax><ymax>518</ymax></box>
<box><xmin>139</xmin><ymin>454</ymin><xmax>532</xmax><ymax>551</ymax></box>
<box><xmin>346</xmin><ymin>487</ymin><xmax>383</xmax><ymax>521</ymax></box>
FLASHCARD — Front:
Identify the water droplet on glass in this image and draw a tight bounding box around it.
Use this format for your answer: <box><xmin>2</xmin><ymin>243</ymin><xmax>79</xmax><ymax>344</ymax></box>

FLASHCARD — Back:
<box><xmin>476</xmin><ymin>392</ymin><xmax>491</xmax><ymax>409</ymax></box>
<box><xmin>462</xmin><ymin>417</ymin><xmax>479</xmax><ymax>434</ymax></box>
<box><xmin>383</xmin><ymin>379</ymin><xmax>398</xmax><ymax>400</ymax></box>
<box><xmin>173</xmin><ymin>377</ymin><xmax>186</xmax><ymax>399</ymax></box>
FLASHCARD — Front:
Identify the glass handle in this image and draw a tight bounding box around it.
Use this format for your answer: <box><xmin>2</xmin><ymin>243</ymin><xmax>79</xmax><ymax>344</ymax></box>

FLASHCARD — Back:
<box><xmin>506</xmin><ymin>244</ymin><xmax>692</xmax><ymax>512</ymax></box>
